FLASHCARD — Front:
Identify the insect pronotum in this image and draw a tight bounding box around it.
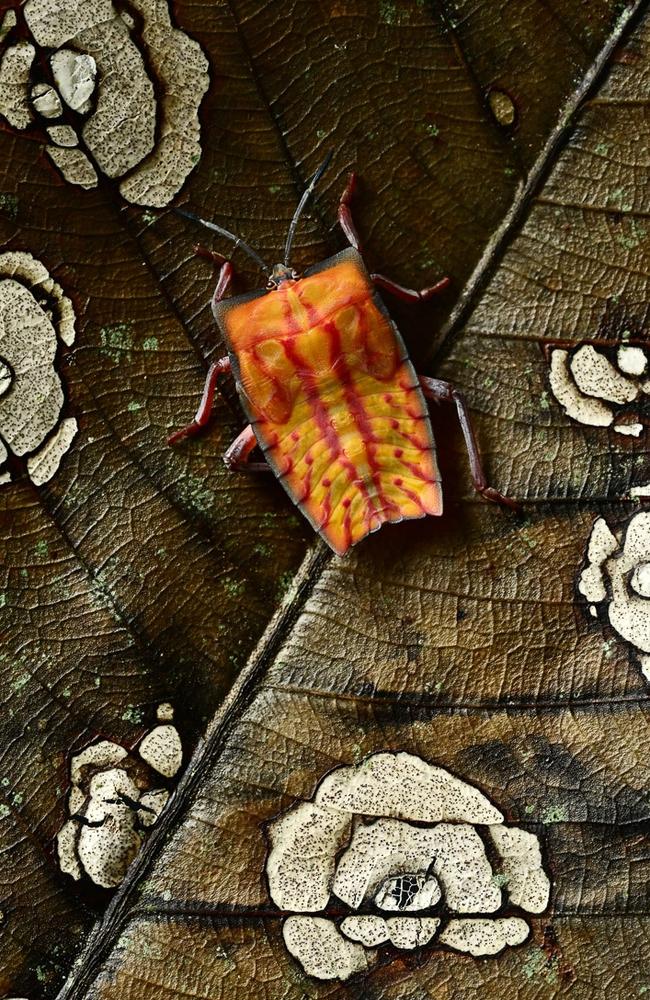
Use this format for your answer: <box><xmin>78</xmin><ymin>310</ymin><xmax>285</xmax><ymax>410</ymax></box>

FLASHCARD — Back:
<box><xmin>169</xmin><ymin>156</ymin><xmax>518</xmax><ymax>556</ymax></box>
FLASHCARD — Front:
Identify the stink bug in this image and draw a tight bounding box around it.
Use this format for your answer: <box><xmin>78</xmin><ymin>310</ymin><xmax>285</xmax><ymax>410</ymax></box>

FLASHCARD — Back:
<box><xmin>169</xmin><ymin>156</ymin><xmax>517</xmax><ymax>556</ymax></box>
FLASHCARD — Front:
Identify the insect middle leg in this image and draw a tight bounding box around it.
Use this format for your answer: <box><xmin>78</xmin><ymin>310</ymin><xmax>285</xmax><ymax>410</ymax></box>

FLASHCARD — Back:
<box><xmin>419</xmin><ymin>376</ymin><xmax>520</xmax><ymax>511</ymax></box>
<box><xmin>167</xmin><ymin>356</ymin><xmax>231</xmax><ymax>445</ymax></box>
<box><xmin>338</xmin><ymin>172</ymin><xmax>450</xmax><ymax>300</ymax></box>
<box><xmin>168</xmin><ymin>248</ymin><xmax>236</xmax><ymax>446</ymax></box>
<box><xmin>223</xmin><ymin>424</ymin><xmax>270</xmax><ymax>473</ymax></box>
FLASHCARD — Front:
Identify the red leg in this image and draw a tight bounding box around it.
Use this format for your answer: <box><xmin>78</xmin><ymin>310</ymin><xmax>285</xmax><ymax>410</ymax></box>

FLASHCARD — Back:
<box><xmin>372</xmin><ymin>272</ymin><xmax>451</xmax><ymax>303</ymax></box>
<box><xmin>338</xmin><ymin>172</ymin><xmax>362</xmax><ymax>251</ymax></box>
<box><xmin>193</xmin><ymin>244</ymin><xmax>234</xmax><ymax>314</ymax></box>
<box><xmin>338</xmin><ymin>173</ymin><xmax>450</xmax><ymax>298</ymax></box>
<box><xmin>223</xmin><ymin>424</ymin><xmax>270</xmax><ymax>472</ymax></box>
<box><xmin>168</xmin><ymin>356</ymin><xmax>231</xmax><ymax>445</ymax></box>
<box><xmin>419</xmin><ymin>375</ymin><xmax>520</xmax><ymax>511</ymax></box>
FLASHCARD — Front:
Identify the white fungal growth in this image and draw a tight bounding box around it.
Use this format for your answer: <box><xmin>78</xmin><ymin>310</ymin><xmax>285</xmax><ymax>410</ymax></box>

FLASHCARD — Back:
<box><xmin>0</xmin><ymin>251</ymin><xmax>78</xmax><ymax>485</ymax></box>
<box><xmin>579</xmin><ymin>512</ymin><xmax>650</xmax><ymax>684</ymax></box>
<box><xmin>570</xmin><ymin>346</ymin><xmax>638</xmax><ymax>404</ymax></box>
<box><xmin>47</xmin><ymin>146</ymin><xmax>99</xmax><ymax>189</ymax></box>
<box><xmin>314</xmin><ymin>751</ymin><xmax>504</xmax><ymax>824</ymax></box>
<box><xmin>138</xmin><ymin>788</ymin><xmax>169</xmax><ymax>828</ymax></box>
<box><xmin>265</xmin><ymin>752</ymin><xmax>550</xmax><ymax>981</ymax></box>
<box><xmin>138</xmin><ymin>723</ymin><xmax>183</xmax><ymax>778</ymax></box>
<box><xmin>282</xmin><ymin>917</ymin><xmax>374</xmax><ymax>981</ymax></box>
<box><xmin>0</xmin><ymin>10</ymin><xmax>17</xmax><ymax>42</ymax></box>
<box><xmin>266</xmin><ymin>802</ymin><xmax>351</xmax><ymax>912</ymax></box>
<box><xmin>56</xmin><ymin>706</ymin><xmax>183</xmax><ymax>888</ymax></box>
<box><xmin>489</xmin><ymin>825</ymin><xmax>550</xmax><ymax>913</ymax></box>
<box><xmin>70</xmin><ymin>739</ymin><xmax>127</xmax><ymax>784</ymax></box>
<box><xmin>31</xmin><ymin>81</ymin><xmax>62</xmax><ymax>118</ymax></box>
<box><xmin>50</xmin><ymin>49</ymin><xmax>96</xmax><ymax>112</ymax></box>
<box><xmin>618</xmin><ymin>346</ymin><xmax>647</xmax><ymax>377</ymax></box>
<box><xmin>438</xmin><ymin>917</ymin><xmax>530</xmax><ymax>956</ymax></box>
<box><xmin>548</xmin><ymin>343</ymin><xmax>649</xmax><ymax>435</ymax></box>
<box><xmin>27</xmin><ymin>417</ymin><xmax>79</xmax><ymax>485</ymax></box>
<box><xmin>340</xmin><ymin>915</ymin><xmax>440</xmax><ymax>950</ymax></box>
<box><xmin>0</xmin><ymin>42</ymin><xmax>35</xmax><ymax>129</ymax></box>
<box><xmin>4</xmin><ymin>0</ymin><xmax>210</xmax><ymax>206</ymax></box>
<box><xmin>46</xmin><ymin>124</ymin><xmax>79</xmax><ymax>147</ymax></box>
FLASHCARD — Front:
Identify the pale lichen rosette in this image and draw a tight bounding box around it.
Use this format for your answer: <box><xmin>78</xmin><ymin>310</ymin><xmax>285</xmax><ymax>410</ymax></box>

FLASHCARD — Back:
<box><xmin>0</xmin><ymin>250</ymin><xmax>78</xmax><ymax>486</ymax></box>
<box><xmin>265</xmin><ymin>752</ymin><xmax>551</xmax><ymax>981</ymax></box>
<box><xmin>548</xmin><ymin>342</ymin><xmax>649</xmax><ymax>436</ymax></box>
<box><xmin>57</xmin><ymin>704</ymin><xmax>183</xmax><ymax>888</ymax></box>
<box><xmin>579</xmin><ymin>512</ymin><xmax>650</xmax><ymax>682</ymax></box>
<box><xmin>0</xmin><ymin>0</ymin><xmax>209</xmax><ymax>206</ymax></box>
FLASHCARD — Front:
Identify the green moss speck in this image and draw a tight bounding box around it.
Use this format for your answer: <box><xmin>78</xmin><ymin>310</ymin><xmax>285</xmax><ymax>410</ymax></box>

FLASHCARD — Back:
<box><xmin>100</xmin><ymin>322</ymin><xmax>133</xmax><ymax>363</ymax></box>
<box><xmin>0</xmin><ymin>193</ymin><xmax>18</xmax><ymax>219</ymax></box>
<box><xmin>277</xmin><ymin>570</ymin><xmax>295</xmax><ymax>597</ymax></box>
<box><xmin>521</xmin><ymin>946</ymin><xmax>560</xmax><ymax>985</ymax></box>
<box><xmin>142</xmin><ymin>336</ymin><xmax>158</xmax><ymax>351</ymax></box>
<box><xmin>223</xmin><ymin>576</ymin><xmax>245</xmax><ymax>598</ymax></box>
<box><xmin>34</xmin><ymin>539</ymin><xmax>49</xmax><ymax>558</ymax></box>
<box><xmin>178</xmin><ymin>474</ymin><xmax>214</xmax><ymax>515</ymax></box>
<box><xmin>541</xmin><ymin>803</ymin><xmax>568</xmax><ymax>823</ymax></box>
<box><xmin>121</xmin><ymin>705</ymin><xmax>143</xmax><ymax>724</ymax></box>
<box><xmin>379</xmin><ymin>0</ymin><xmax>399</xmax><ymax>23</ymax></box>
<box><xmin>127</xmin><ymin>400</ymin><xmax>143</xmax><ymax>412</ymax></box>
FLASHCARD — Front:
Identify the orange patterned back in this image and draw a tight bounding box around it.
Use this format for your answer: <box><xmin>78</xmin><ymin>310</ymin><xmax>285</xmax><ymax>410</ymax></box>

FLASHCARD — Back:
<box><xmin>216</xmin><ymin>249</ymin><xmax>442</xmax><ymax>554</ymax></box>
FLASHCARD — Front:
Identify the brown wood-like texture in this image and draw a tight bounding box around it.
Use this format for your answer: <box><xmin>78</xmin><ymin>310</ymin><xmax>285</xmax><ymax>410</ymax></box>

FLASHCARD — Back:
<box><xmin>0</xmin><ymin>0</ymin><xmax>647</xmax><ymax>997</ymax></box>
<box><xmin>33</xmin><ymin>5</ymin><xmax>650</xmax><ymax>1000</ymax></box>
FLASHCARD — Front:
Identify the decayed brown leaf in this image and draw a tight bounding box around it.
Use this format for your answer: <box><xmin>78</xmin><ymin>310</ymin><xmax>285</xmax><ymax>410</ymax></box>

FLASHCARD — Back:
<box><xmin>0</xmin><ymin>0</ymin><xmax>648</xmax><ymax>997</ymax></box>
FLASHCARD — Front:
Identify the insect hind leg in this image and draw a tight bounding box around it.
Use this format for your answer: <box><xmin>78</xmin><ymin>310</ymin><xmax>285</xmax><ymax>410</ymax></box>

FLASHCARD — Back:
<box><xmin>224</xmin><ymin>424</ymin><xmax>270</xmax><ymax>473</ymax></box>
<box><xmin>419</xmin><ymin>376</ymin><xmax>520</xmax><ymax>511</ymax></box>
<box><xmin>168</xmin><ymin>356</ymin><xmax>231</xmax><ymax>445</ymax></box>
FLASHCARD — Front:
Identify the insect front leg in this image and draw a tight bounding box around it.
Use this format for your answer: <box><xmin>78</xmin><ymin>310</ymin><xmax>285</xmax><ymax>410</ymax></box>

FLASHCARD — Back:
<box><xmin>338</xmin><ymin>173</ymin><xmax>450</xmax><ymax>299</ymax></box>
<box><xmin>223</xmin><ymin>424</ymin><xmax>271</xmax><ymax>473</ymax></box>
<box><xmin>168</xmin><ymin>356</ymin><xmax>231</xmax><ymax>446</ymax></box>
<box><xmin>419</xmin><ymin>376</ymin><xmax>520</xmax><ymax>511</ymax></box>
<box><xmin>193</xmin><ymin>245</ymin><xmax>234</xmax><ymax>314</ymax></box>
<box><xmin>338</xmin><ymin>172</ymin><xmax>363</xmax><ymax>251</ymax></box>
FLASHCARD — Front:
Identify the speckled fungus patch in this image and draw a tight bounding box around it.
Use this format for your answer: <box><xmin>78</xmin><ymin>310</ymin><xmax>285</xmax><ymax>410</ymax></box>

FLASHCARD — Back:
<box><xmin>57</xmin><ymin>704</ymin><xmax>183</xmax><ymax>888</ymax></box>
<box><xmin>265</xmin><ymin>752</ymin><xmax>551</xmax><ymax>981</ymax></box>
<box><xmin>548</xmin><ymin>342</ymin><xmax>649</xmax><ymax>436</ymax></box>
<box><xmin>579</xmin><ymin>512</ymin><xmax>650</xmax><ymax>683</ymax></box>
<box><xmin>0</xmin><ymin>251</ymin><xmax>77</xmax><ymax>486</ymax></box>
<box><xmin>0</xmin><ymin>0</ymin><xmax>209</xmax><ymax>206</ymax></box>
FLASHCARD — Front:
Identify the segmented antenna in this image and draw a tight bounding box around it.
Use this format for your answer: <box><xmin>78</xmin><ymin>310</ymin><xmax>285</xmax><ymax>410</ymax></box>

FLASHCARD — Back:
<box><xmin>284</xmin><ymin>150</ymin><xmax>334</xmax><ymax>267</ymax></box>
<box><xmin>173</xmin><ymin>207</ymin><xmax>271</xmax><ymax>275</ymax></box>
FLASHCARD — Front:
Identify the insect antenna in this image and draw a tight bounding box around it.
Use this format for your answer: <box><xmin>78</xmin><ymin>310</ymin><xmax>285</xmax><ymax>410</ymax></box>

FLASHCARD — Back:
<box><xmin>173</xmin><ymin>207</ymin><xmax>271</xmax><ymax>275</ymax></box>
<box><xmin>283</xmin><ymin>150</ymin><xmax>334</xmax><ymax>267</ymax></box>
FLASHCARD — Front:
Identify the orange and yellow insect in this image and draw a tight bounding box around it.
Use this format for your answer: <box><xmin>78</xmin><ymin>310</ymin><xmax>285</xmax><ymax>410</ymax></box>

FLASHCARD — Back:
<box><xmin>169</xmin><ymin>158</ymin><xmax>516</xmax><ymax>556</ymax></box>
